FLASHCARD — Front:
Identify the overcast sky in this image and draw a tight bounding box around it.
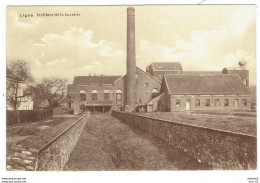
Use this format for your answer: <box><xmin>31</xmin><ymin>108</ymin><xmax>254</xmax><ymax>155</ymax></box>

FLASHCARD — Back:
<box><xmin>6</xmin><ymin>5</ymin><xmax>256</xmax><ymax>84</ymax></box>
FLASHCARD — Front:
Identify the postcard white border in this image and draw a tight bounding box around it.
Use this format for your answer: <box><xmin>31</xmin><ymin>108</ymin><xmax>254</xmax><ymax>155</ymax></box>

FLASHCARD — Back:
<box><xmin>0</xmin><ymin>1</ymin><xmax>259</xmax><ymax>183</ymax></box>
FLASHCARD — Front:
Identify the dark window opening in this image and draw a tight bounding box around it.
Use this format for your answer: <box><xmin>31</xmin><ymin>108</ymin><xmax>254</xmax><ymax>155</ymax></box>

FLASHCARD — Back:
<box><xmin>104</xmin><ymin>93</ymin><xmax>109</xmax><ymax>100</ymax></box>
<box><xmin>80</xmin><ymin>94</ymin><xmax>86</xmax><ymax>101</ymax></box>
<box><xmin>92</xmin><ymin>90</ymin><xmax>98</xmax><ymax>101</ymax></box>
<box><xmin>205</xmin><ymin>99</ymin><xmax>210</xmax><ymax>107</ymax></box>
<box><xmin>176</xmin><ymin>99</ymin><xmax>181</xmax><ymax>107</ymax></box>
<box><xmin>104</xmin><ymin>89</ymin><xmax>110</xmax><ymax>101</ymax></box>
<box><xmin>242</xmin><ymin>99</ymin><xmax>247</xmax><ymax>106</ymax></box>
<box><xmin>224</xmin><ymin>99</ymin><xmax>229</xmax><ymax>106</ymax></box>
<box><xmin>152</xmin><ymin>88</ymin><xmax>159</xmax><ymax>98</ymax></box>
<box><xmin>92</xmin><ymin>94</ymin><xmax>98</xmax><ymax>101</ymax></box>
<box><xmin>80</xmin><ymin>90</ymin><xmax>87</xmax><ymax>101</ymax></box>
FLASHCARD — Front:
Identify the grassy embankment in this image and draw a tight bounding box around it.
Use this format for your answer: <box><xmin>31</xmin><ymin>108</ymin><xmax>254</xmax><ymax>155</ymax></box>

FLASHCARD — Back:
<box><xmin>6</xmin><ymin>116</ymin><xmax>82</xmax><ymax>155</ymax></box>
<box><xmin>140</xmin><ymin>112</ymin><xmax>256</xmax><ymax>136</ymax></box>
<box><xmin>64</xmin><ymin>114</ymin><xmax>210</xmax><ymax>170</ymax></box>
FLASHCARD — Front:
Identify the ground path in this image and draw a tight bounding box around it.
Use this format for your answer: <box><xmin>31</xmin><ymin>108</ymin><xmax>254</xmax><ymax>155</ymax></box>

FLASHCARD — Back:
<box><xmin>64</xmin><ymin>114</ymin><xmax>210</xmax><ymax>170</ymax></box>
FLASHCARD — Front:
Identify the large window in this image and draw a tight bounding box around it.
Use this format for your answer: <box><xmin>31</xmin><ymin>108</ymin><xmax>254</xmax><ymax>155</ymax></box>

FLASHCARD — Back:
<box><xmin>152</xmin><ymin>88</ymin><xmax>159</xmax><ymax>98</ymax></box>
<box><xmin>214</xmin><ymin>99</ymin><xmax>220</xmax><ymax>107</ymax></box>
<box><xmin>176</xmin><ymin>99</ymin><xmax>181</xmax><ymax>107</ymax></box>
<box><xmin>104</xmin><ymin>89</ymin><xmax>110</xmax><ymax>101</ymax></box>
<box><xmin>242</xmin><ymin>99</ymin><xmax>247</xmax><ymax>106</ymax></box>
<box><xmin>92</xmin><ymin>90</ymin><xmax>98</xmax><ymax>101</ymax></box>
<box><xmin>80</xmin><ymin>90</ymin><xmax>86</xmax><ymax>101</ymax></box>
<box><xmin>116</xmin><ymin>89</ymin><xmax>122</xmax><ymax>101</ymax></box>
<box><xmin>224</xmin><ymin>99</ymin><xmax>229</xmax><ymax>106</ymax></box>
<box><xmin>205</xmin><ymin>99</ymin><xmax>210</xmax><ymax>107</ymax></box>
<box><xmin>195</xmin><ymin>99</ymin><xmax>200</xmax><ymax>107</ymax></box>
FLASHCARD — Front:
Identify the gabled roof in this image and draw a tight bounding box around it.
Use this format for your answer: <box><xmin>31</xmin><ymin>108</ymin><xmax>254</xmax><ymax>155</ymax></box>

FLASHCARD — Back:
<box><xmin>151</xmin><ymin>62</ymin><xmax>183</xmax><ymax>71</ymax></box>
<box><xmin>183</xmin><ymin>71</ymin><xmax>221</xmax><ymax>75</ymax></box>
<box><xmin>163</xmin><ymin>74</ymin><xmax>250</xmax><ymax>95</ymax></box>
<box><xmin>136</xmin><ymin>67</ymin><xmax>161</xmax><ymax>84</ymax></box>
<box><xmin>73</xmin><ymin>75</ymin><xmax>121</xmax><ymax>85</ymax></box>
<box><xmin>113</xmin><ymin>67</ymin><xmax>162</xmax><ymax>84</ymax></box>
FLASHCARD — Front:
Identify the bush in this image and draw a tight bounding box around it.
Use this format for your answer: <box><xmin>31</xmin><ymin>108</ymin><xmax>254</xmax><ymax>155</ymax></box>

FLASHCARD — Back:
<box><xmin>68</xmin><ymin>109</ymin><xmax>74</xmax><ymax>114</ymax></box>
<box><xmin>6</xmin><ymin>110</ymin><xmax>52</xmax><ymax>126</ymax></box>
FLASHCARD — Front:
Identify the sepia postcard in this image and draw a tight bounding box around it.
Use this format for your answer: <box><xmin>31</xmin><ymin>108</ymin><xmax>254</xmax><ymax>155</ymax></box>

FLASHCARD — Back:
<box><xmin>1</xmin><ymin>2</ymin><xmax>259</xmax><ymax>183</ymax></box>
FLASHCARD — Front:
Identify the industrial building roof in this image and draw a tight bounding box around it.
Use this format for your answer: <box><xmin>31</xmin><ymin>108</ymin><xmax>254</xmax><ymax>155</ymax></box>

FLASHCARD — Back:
<box><xmin>183</xmin><ymin>71</ymin><xmax>222</xmax><ymax>75</ymax></box>
<box><xmin>151</xmin><ymin>62</ymin><xmax>183</xmax><ymax>71</ymax></box>
<box><xmin>163</xmin><ymin>74</ymin><xmax>250</xmax><ymax>95</ymax></box>
<box><xmin>73</xmin><ymin>75</ymin><xmax>121</xmax><ymax>85</ymax></box>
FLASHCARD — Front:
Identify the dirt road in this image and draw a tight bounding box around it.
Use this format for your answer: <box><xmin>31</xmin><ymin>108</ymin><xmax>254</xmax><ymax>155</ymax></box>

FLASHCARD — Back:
<box><xmin>64</xmin><ymin>114</ymin><xmax>210</xmax><ymax>170</ymax></box>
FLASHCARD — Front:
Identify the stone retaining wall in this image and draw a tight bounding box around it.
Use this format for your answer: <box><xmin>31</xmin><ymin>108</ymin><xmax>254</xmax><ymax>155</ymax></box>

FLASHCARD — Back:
<box><xmin>112</xmin><ymin>111</ymin><xmax>257</xmax><ymax>170</ymax></box>
<box><xmin>36</xmin><ymin>113</ymin><xmax>89</xmax><ymax>171</ymax></box>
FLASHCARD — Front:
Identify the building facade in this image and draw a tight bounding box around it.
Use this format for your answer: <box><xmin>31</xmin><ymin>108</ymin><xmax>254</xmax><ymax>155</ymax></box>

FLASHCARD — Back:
<box><xmin>67</xmin><ymin>67</ymin><xmax>161</xmax><ymax>114</ymax></box>
<box><xmin>67</xmin><ymin>7</ymin><xmax>251</xmax><ymax>114</ymax></box>
<box><xmin>159</xmin><ymin>74</ymin><xmax>251</xmax><ymax>112</ymax></box>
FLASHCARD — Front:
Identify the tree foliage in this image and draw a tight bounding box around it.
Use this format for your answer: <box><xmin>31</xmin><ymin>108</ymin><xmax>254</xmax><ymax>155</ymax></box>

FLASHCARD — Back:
<box><xmin>33</xmin><ymin>77</ymin><xmax>67</xmax><ymax>113</ymax></box>
<box><xmin>6</xmin><ymin>60</ymin><xmax>33</xmax><ymax>110</ymax></box>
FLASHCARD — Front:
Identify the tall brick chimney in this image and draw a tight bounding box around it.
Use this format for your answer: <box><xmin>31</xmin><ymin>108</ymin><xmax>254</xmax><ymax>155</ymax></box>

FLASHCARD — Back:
<box><xmin>125</xmin><ymin>7</ymin><xmax>137</xmax><ymax>112</ymax></box>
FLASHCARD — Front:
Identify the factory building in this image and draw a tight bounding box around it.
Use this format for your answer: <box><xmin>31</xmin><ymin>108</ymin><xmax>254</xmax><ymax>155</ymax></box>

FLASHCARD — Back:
<box><xmin>67</xmin><ymin>7</ymin><xmax>251</xmax><ymax>114</ymax></box>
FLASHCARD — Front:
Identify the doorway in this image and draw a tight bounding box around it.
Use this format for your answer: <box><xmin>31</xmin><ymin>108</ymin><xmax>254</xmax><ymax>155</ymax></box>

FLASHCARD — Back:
<box><xmin>186</xmin><ymin>99</ymin><xmax>191</xmax><ymax>111</ymax></box>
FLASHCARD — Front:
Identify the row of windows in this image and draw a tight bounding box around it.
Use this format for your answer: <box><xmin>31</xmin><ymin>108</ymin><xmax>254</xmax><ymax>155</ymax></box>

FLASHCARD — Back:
<box><xmin>175</xmin><ymin>99</ymin><xmax>248</xmax><ymax>107</ymax></box>
<box><xmin>79</xmin><ymin>88</ymin><xmax>159</xmax><ymax>101</ymax></box>
<box><xmin>80</xmin><ymin>89</ymin><xmax>122</xmax><ymax>101</ymax></box>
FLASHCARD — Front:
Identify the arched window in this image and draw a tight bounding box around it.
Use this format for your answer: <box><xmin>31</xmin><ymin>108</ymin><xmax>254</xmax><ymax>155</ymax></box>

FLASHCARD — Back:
<box><xmin>176</xmin><ymin>99</ymin><xmax>181</xmax><ymax>107</ymax></box>
<box><xmin>152</xmin><ymin>88</ymin><xmax>159</xmax><ymax>98</ymax></box>
<box><xmin>92</xmin><ymin>90</ymin><xmax>98</xmax><ymax>101</ymax></box>
<box><xmin>104</xmin><ymin>89</ymin><xmax>110</xmax><ymax>101</ymax></box>
<box><xmin>116</xmin><ymin>89</ymin><xmax>122</xmax><ymax>101</ymax></box>
<box><xmin>80</xmin><ymin>90</ymin><xmax>86</xmax><ymax>101</ymax></box>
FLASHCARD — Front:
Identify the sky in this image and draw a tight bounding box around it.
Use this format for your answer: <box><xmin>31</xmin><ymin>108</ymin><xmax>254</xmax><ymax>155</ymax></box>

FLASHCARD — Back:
<box><xmin>6</xmin><ymin>5</ymin><xmax>256</xmax><ymax>84</ymax></box>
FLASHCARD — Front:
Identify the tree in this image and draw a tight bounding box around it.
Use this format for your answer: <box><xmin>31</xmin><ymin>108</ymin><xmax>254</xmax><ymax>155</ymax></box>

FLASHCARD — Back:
<box><xmin>33</xmin><ymin>77</ymin><xmax>67</xmax><ymax>114</ymax></box>
<box><xmin>6</xmin><ymin>60</ymin><xmax>33</xmax><ymax>110</ymax></box>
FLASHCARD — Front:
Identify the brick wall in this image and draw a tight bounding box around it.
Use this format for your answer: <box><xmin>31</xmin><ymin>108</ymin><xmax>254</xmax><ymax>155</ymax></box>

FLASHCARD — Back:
<box><xmin>169</xmin><ymin>95</ymin><xmax>251</xmax><ymax>112</ymax></box>
<box><xmin>68</xmin><ymin>83</ymin><xmax>124</xmax><ymax>113</ymax></box>
<box><xmin>112</xmin><ymin>111</ymin><xmax>256</xmax><ymax>170</ymax></box>
<box><xmin>136</xmin><ymin>67</ymin><xmax>161</xmax><ymax>105</ymax></box>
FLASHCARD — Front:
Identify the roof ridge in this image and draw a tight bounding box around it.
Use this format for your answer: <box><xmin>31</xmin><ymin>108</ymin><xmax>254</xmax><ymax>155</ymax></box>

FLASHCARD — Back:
<box><xmin>163</xmin><ymin>74</ymin><xmax>250</xmax><ymax>95</ymax></box>
<box><xmin>136</xmin><ymin>67</ymin><xmax>161</xmax><ymax>84</ymax></box>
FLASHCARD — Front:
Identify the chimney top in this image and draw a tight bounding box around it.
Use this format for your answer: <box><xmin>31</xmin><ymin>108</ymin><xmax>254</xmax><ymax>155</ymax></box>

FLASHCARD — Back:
<box><xmin>127</xmin><ymin>7</ymin><xmax>135</xmax><ymax>11</ymax></box>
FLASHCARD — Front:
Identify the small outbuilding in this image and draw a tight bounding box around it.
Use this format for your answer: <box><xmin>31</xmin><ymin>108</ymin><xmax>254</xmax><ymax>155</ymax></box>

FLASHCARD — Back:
<box><xmin>160</xmin><ymin>74</ymin><xmax>251</xmax><ymax>112</ymax></box>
